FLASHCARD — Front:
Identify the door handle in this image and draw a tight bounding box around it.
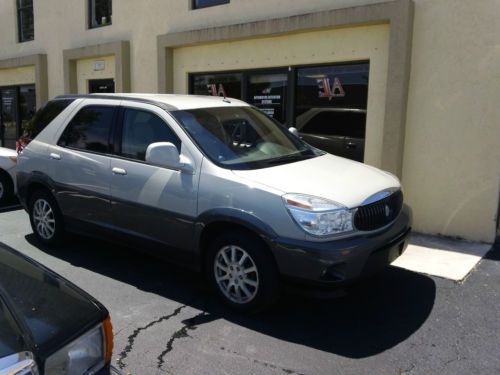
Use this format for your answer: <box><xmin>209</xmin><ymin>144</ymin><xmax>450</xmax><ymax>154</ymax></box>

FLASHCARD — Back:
<box><xmin>50</xmin><ymin>153</ymin><xmax>61</xmax><ymax>160</ymax></box>
<box><xmin>346</xmin><ymin>142</ymin><xmax>357</xmax><ymax>149</ymax></box>
<box><xmin>112</xmin><ymin>167</ymin><xmax>127</xmax><ymax>176</ymax></box>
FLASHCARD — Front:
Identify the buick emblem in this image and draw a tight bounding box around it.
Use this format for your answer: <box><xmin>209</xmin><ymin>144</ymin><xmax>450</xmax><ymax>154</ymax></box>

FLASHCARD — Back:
<box><xmin>385</xmin><ymin>205</ymin><xmax>391</xmax><ymax>217</ymax></box>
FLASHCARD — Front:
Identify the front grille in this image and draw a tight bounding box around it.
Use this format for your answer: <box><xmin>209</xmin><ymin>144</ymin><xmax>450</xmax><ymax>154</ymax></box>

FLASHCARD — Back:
<box><xmin>354</xmin><ymin>190</ymin><xmax>403</xmax><ymax>231</ymax></box>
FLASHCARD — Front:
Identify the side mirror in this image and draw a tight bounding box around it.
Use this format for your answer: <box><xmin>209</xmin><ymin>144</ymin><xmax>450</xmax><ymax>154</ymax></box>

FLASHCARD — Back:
<box><xmin>288</xmin><ymin>127</ymin><xmax>299</xmax><ymax>136</ymax></box>
<box><xmin>145</xmin><ymin>142</ymin><xmax>194</xmax><ymax>174</ymax></box>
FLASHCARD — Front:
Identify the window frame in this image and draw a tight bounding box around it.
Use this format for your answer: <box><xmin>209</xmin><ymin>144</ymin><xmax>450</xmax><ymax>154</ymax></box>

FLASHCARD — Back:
<box><xmin>114</xmin><ymin>106</ymin><xmax>182</xmax><ymax>163</ymax></box>
<box><xmin>192</xmin><ymin>0</ymin><xmax>229</xmax><ymax>10</ymax></box>
<box><xmin>16</xmin><ymin>0</ymin><xmax>34</xmax><ymax>43</ymax></box>
<box><xmin>57</xmin><ymin>104</ymin><xmax>118</xmax><ymax>156</ymax></box>
<box><xmin>88</xmin><ymin>0</ymin><xmax>112</xmax><ymax>29</ymax></box>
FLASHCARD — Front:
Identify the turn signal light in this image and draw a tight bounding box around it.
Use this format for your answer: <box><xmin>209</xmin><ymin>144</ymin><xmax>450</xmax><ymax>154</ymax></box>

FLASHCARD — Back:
<box><xmin>103</xmin><ymin>315</ymin><xmax>114</xmax><ymax>364</ymax></box>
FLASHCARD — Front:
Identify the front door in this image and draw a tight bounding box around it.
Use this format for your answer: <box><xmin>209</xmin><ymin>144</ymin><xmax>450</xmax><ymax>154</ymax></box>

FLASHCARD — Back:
<box><xmin>110</xmin><ymin>103</ymin><xmax>199</xmax><ymax>258</ymax></box>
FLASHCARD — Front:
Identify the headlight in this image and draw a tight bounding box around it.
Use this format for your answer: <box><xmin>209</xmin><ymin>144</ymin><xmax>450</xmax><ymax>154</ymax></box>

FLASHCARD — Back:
<box><xmin>45</xmin><ymin>316</ymin><xmax>113</xmax><ymax>375</ymax></box>
<box><xmin>283</xmin><ymin>194</ymin><xmax>354</xmax><ymax>236</ymax></box>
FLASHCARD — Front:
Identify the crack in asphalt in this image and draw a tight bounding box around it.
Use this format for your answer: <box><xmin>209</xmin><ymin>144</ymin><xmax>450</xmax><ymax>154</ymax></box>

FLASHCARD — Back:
<box><xmin>156</xmin><ymin>310</ymin><xmax>207</xmax><ymax>371</ymax></box>
<box><xmin>443</xmin><ymin>338</ymin><xmax>463</xmax><ymax>369</ymax></box>
<box><xmin>219</xmin><ymin>347</ymin><xmax>307</xmax><ymax>375</ymax></box>
<box><xmin>117</xmin><ymin>305</ymin><xmax>187</xmax><ymax>370</ymax></box>
<box><xmin>399</xmin><ymin>363</ymin><xmax>415</xmax><ymax>374</ymax></box>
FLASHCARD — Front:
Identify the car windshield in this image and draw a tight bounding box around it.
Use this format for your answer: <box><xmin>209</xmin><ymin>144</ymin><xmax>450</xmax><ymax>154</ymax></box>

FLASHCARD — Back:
<box><xmin>171</xmin><ymin>106</ymin><xmax>321</xmax><ymax>170</ymax></box>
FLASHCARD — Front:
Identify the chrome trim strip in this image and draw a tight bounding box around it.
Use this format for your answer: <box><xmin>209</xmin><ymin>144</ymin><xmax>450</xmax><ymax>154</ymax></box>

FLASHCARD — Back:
<box><xmin>361</xmin><ymin>188</ymin><xmax>400</xmax><ymax>206</ymax></box>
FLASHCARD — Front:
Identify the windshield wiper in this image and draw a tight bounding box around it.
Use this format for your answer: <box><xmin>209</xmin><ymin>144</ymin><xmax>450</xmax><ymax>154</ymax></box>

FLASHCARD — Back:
<box><xmin>265</xmin><ymin>153</ymin><xmax>315</xmax><ymax>165</ymax></box>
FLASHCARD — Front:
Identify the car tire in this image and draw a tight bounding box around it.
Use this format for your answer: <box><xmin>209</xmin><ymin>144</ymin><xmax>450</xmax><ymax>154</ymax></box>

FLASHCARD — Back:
<box><xmin>0</xmin><ymin>170</ymin><xmax>14</xmax><ymax>206</ymax></box>
<box><xmin>29</xmin><ymin>189</ymin><xmax>65</xmax><ymax>246</ymax></box>
<box><xmin>206</xmin><ymin>231</ymin><xmax>280</xmax><ymax>312</ymax></box>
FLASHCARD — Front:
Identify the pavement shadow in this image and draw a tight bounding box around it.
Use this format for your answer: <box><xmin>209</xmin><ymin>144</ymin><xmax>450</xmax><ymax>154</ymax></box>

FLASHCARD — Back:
<box><xmin>25</xmin><ymin>233</ymin><xmax>436</xmax><ymax>359</ymax></box>
<box><xmin>483</xmin><ymin>242</ymin><xmax>500</xmax><ymax>261</ymax></box>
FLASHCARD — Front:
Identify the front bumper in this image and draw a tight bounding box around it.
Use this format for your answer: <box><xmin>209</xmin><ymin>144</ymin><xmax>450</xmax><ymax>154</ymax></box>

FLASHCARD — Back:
<box><xmin>269</xmin><ymin>204</ymin><xmax>412</xmax><ymax>286</ymax></box>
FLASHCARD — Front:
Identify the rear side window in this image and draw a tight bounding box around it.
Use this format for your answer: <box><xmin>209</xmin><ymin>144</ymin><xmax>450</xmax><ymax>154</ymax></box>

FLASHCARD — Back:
<box><xmin>23</xmin><ymin>99</ymin><xmax>75</xmax><ymax>139</ymax></box>
<box><xmin>59</xmin><ymin>105</ymin><xmax>115</xmax><ymax>153</ymax></box>
<box><xmin>120</xmin><ymin>108</ymin><xmax>181</xmax><ymax>161</ymax></box>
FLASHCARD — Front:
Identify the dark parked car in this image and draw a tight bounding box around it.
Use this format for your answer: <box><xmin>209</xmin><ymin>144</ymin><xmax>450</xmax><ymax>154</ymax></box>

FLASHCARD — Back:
<box><xmin>295</xmin><ymin>108</ymin><xmax>366</xmax><ymax>162</ymax></box>
<box><xmin>0</xmin><ymin>243</ymin><xmax>120</xmax><ymax>374</ymax></box>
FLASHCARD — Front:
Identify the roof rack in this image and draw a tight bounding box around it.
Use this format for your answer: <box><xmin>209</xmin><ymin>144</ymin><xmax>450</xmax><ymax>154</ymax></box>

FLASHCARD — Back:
<box><xmin>54</xmin><ymin>94</ymin><xmax>179</xmax><ymax>111</ymax></box>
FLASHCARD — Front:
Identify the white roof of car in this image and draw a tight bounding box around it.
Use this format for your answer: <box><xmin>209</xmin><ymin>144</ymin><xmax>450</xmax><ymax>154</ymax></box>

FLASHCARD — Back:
<box><xmin>92</xmin><ymin>93</ymin><xmax>250</xmax><ymax>110</ymax></box>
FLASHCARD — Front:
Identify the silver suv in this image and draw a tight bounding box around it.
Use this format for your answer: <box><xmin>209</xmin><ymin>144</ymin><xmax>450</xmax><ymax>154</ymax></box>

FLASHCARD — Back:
<box><xmin>17</xmin><ymin>94</ymin><xmax>411</xmax><ymax>311</ymax></box>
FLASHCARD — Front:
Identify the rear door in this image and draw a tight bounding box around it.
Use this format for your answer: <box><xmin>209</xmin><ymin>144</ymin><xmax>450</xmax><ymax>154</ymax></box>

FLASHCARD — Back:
<box><xmin>109</xmin><ymin>102</ymin><xmax>199</xmax><ymax>259</ymax></box>
<box><xmin>48</xmin><ymin>99</ymin><xmax>118</xmax><ymax>227</ymax></box>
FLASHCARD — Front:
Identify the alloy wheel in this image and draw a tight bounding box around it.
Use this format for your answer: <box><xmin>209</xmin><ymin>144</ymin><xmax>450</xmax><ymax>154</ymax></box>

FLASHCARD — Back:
<box><xmin>214</xmin><ymin>245</ymin><xmax>259</xmax><ymax>304</ymax></box>
<box><xmin>33</xmin><ymin>199</ymin><xmax>56</xmax><ymax>240</ymax></box>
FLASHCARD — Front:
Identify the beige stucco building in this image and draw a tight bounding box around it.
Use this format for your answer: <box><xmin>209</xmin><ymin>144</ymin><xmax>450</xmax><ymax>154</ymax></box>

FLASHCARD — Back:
<box><xmin>0</xmin><ymin>0</ymin><xmax>499</xmax><ymax>243</ymax></box>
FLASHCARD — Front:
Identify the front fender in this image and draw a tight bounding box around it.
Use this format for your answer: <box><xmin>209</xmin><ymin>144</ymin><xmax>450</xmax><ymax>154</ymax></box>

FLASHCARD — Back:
<box><xmin>194</xmin><ymin>207</ymin><xmax>278</xmax><ymax>252</ymax></box>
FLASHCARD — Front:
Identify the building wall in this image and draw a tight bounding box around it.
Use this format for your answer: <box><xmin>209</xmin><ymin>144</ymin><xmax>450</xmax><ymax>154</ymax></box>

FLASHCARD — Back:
<box><xmin>402</xmin><ymin>0</ymin><xmax>500</xmax><ymax>242</ymax></box>
<box><xmin>173</xmin><ymin>25</ymin><xmax>390</xmax><ymax>167</ymax></box>
<box><xmin>0</xmin><ymin>0</ymin><xmax>387</xmax><ymax>97</ymax></box>
<box><xmin>0</xmin><ymin>66</ymin><xmax>35</xmax><ymax>86</ymax></box>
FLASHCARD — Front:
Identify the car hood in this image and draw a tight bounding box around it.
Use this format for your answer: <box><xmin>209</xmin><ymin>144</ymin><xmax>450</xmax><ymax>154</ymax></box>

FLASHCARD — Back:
<box><xmin>232</xmin><ymin>153</ymin><xmax>400</xmax><ymax>208</ymax></box>
<box><xmin>0</xmin><ymin>147</ymin><xmax>17</xmax><ymax>158</ymax></box>
<box><xmin>0</xmin><ymin>243</ymin><xmax>106</xmax><ymax>357</ymax></box>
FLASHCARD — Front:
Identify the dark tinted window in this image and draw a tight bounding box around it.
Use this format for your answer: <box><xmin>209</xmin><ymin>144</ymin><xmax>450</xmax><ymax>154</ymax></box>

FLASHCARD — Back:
<box><xmin>300</xmin><ymin>110</ymin><xmax>366</xmax><ymax>138</ymax></box>
<box><xmin>121</xmin><ymin>108</ymin><xmax>180</xmax><ymax>161</ymax></box>
<box><xmin>24</xmin><ymin>99</ymin><xmax>74</xmax><ymax>139</ymax></box>
<box><xmin>247</xmin><ymin>72</ymin><xmax>288</xmax><ymax>124</ymax></box>
<box><xmin>89</xmin><ymin>0</ymin><xmax>112</xmax><ymax>28</ymax></box>
<box><xmin>193</xmin><ymin>0</ymin><xmax>229</xmax><ymax>9</ymax></box>
<box><xmin>88</xmin><ymin>78</ymin><xmax>115</xmax><ymax>93</ymax></box>
<box><xmin>191</xmin><ymin>73</ymin><xmax>242</xmax><ymax>99</ymax></box>
<box><xmin>59</xmin><ymin>106</ymin><xmax>115</xmax><ymax>153</ymax></box>
<box><xmin>295</xmin><ymin>63</ymin><xmax>369</xmax><ymax>112</ymax></box>
<box><xmin>17</xmin><ymin>0</ymin><xmax>34</xmax><ymax>42</ymax></box>
<box><xmin>19</xmin><ymin>85</ymin><xmax>36</xmax><ymax>135</ymax></box>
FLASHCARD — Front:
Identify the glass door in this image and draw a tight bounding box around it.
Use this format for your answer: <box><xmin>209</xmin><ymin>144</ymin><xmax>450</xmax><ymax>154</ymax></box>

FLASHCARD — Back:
<box><xmin>19</xmin><ymin>85</ymin><xmax>36</xmax><ymax>138</ymax></box>
<box><xmin>0</xmin><ymin>88</ymin><xmax>18</xmax><ymax>149</ymax></box>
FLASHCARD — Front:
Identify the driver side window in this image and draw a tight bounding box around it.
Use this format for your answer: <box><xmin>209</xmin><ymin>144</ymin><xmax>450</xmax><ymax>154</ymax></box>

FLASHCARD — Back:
<box><xmin>120</xmin><ymin>108</ymin><xmax>181</xmax><ymax>161</ymax></box>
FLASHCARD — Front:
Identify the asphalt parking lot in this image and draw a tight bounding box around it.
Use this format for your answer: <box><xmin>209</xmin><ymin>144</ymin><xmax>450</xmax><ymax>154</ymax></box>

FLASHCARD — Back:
<box><xmin>1</xmin><ymin>206</ymin><xmax>499</xmax><ymax>375</ymax></box>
